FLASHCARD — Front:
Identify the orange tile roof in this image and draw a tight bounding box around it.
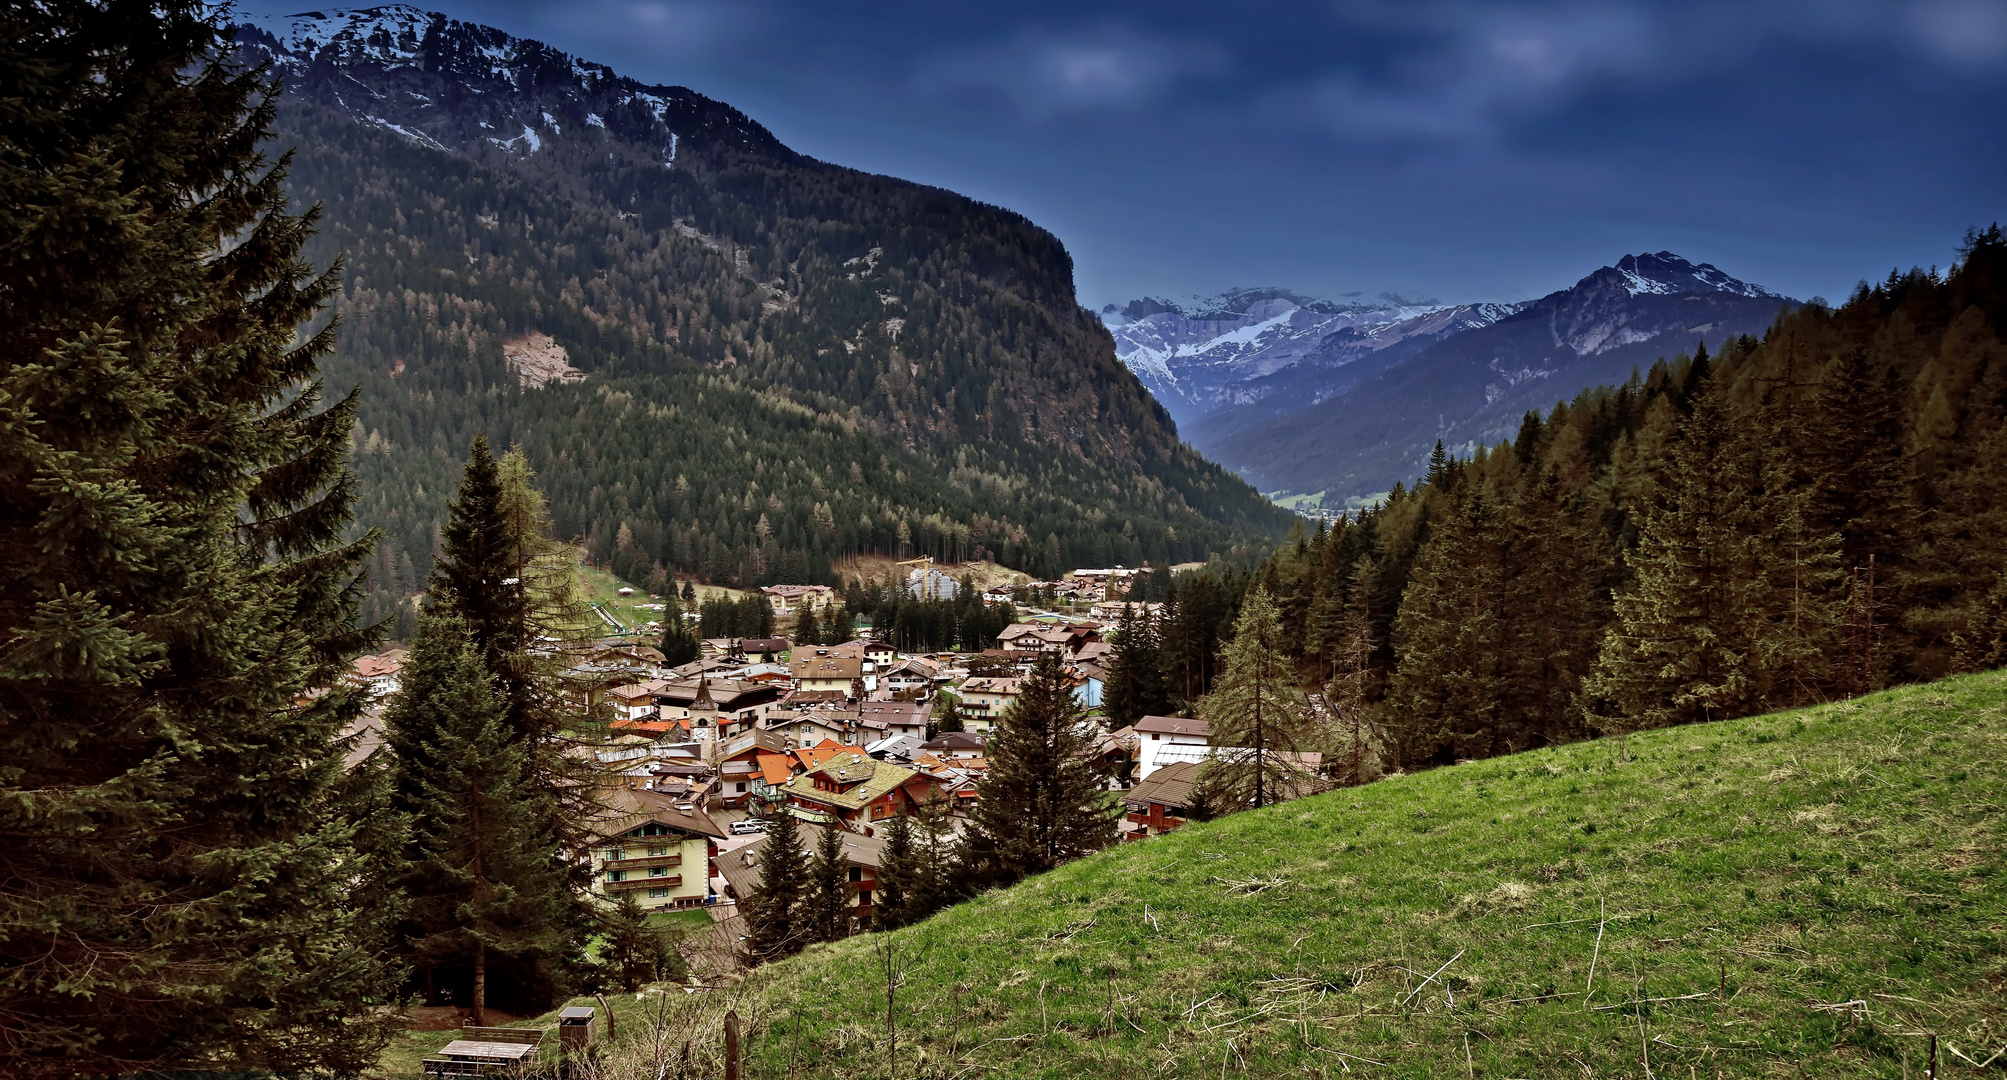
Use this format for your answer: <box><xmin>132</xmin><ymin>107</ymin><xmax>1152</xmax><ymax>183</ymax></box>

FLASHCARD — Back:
<box><xmin>756</xmin><ymin>752</ymin><xmax>793</xmax><ymax>786</ymax></box>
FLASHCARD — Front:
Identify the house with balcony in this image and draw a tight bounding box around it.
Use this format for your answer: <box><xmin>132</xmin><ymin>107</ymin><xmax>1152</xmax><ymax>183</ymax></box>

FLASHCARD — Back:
<box><xmin>587</xmin><ymin>786</ymin><xmax>728</xmax><ymax>910</ymax></box>
<box><xmin>957</xmin><ymin>677</ymin><xmax>1024</xmax><ymax>734</ymax></box>
<box><xmin>1122</xmin><ymin>759</ymin><xmax>1199</xmax><ymax>840</ymax></box>
<box><xmin>776</xmin><ymin>752</ymin><xmax>945</xmax><ymax>835</ymax></box>
<box><xmin>760</xmin><ymin>583</ymin><xmax>834</xmax><ymax>616</ymax></box>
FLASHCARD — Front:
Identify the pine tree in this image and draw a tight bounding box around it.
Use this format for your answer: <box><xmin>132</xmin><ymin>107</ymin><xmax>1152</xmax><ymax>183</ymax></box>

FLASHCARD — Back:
<box><xmin>826</xmin><ymin>604</ymin><xmax>855</xmax><ymax>644</ymax></box>
<box><xmin>1384</xmin><ymin>491</ymin><xmax>1511</xmax><ymax>765</ymax></box>
<box><xmin>960</xmin><ymin>654</ymin><xmax>1116</xmax><ymax>888</ymax></box>
<box><xmin>794</xmin><ymin>604</ymin><xmax>822</xmax><ymax>647</ymax></box>
<box><xmin>741</xmin><ymin>808</ymin><xmax>808</xmax><ymax>964</ymax></box>
<box><xmin>874</xmin><ymin>812</ymin><xmax>918</xmax><ymax>930</ymax></box>
<box><xmin>1194</xmin><ymin>586</ymin><xmax>1319</xmax><ymax>810</ymax></box>
<box><xmin>386</xmin><ymin>609</ymin><xmax>574</xmax><ymax>1025</ymax></box>
<box><xmin>0</xmin><ymin>4</ymin><xmax>400</xmax><ymax>1071</ymax></box>
<box><xmin>659</xmin><ymin>597</ymin><xmax>699</xmax><ymax>666</ymax></box>
<box><xmin>1102</xmin><ymin>603</ymin><xmax>1167</xmax><ymax>727</ymax></box>
<box><xmin>804</xmin><ymin>824</ymin><xmax>851</xmax><ymax>942</ymax></box>
<box><xmin>600</xmin><ymin>892</ymin><xmax>677</xmax><ymax>991</ymax></box>
<box><xmin>1583</xmin><ymin>379</ymin><xmax>1769</xmax><ymax>732</ymax></box>
<box><xmin>427</xmin><ymin>441</ymin><xmax>605</xmax><ymax>911</ymax></box>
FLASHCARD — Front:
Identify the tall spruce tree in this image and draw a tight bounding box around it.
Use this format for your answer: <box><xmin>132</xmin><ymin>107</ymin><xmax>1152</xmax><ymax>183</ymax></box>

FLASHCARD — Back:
<box><xmin>960</xmin><ymin>653</ymin><xmax>1116</xmax><ymax>889</ymax></box>
<box><xmin>385</xmin><ymin>610</ymin><xmax>574</xmax><ymax>1023</ymax></box>
<box><xmin>1102</xmin><ymin>603</ymin><xmax>1168</xmax><ymax>727</ymax></box>
<box><xmin>804</xmin><ymin>824</ymin><xmax>851</xmax><ymax>942</ymax></box>
<box><xmin>1193</xmin><ymin>586</ymin><xmax>1319</xmax><ymax>810</ymax></box>
<box><xmin>740</xmin><ymin>808</ymin><xmax>808</xmax><ymax>964</ymax></box>
<box><xmin>1384</xmin><ymin>491</ymin><xmax>1511</xmax><ymax>766</ymax></box>
<box><xmin>1584</xmin><ymin>379</ymin><xmax>1770</xmax><ymax>731</ymax></box>
<box><xmin>794</xmin><ymin>604</ymin><xmax>822</xmax><ymax>647</ymax></box>
<box><xmin>0</xmin><ymin>4</ymin><xmax>400</xmax><ymax>1072</ymax></box>
<box><xmin>658</xmin><ymin>596</ymin><xmax>699</xmax><ymax>666</ymax></box>
<box><xmin>874</xmin><ymin>811</ymin><xmax>918</xmax><ymax>930</ymax></box>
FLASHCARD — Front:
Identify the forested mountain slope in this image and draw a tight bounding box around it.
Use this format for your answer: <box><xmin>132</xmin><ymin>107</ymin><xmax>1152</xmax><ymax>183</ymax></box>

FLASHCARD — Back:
<box><xmin>232</xmin><ymin>7</ymin><xmax>1290</xmax><ymax>623</ymax></box>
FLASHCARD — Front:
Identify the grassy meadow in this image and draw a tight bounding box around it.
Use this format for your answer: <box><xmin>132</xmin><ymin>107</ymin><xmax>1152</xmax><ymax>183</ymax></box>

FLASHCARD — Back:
<box><xmin>641</xmin><ymin>671</ymin><xmax>2005</xmax><ymax>1079</ymax></box>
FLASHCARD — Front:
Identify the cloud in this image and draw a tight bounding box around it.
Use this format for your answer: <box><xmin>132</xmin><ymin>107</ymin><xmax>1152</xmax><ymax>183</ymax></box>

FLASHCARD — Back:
<box><xmin>918</xmin><ymin>24</ymin><xmax>1228</xmax><ymax>117</ymax></box>
<box><xmin>1288</xmin><ymin>0</ymin><xmax>2005</xmax><ymax>148</ymax></box>
<box><xmin>531</xmin><ymin>0</ymin><xmax>762</xmax><ymax>61</ymax></box>
<box><xmin>1908</xmin><ymin>0</ymin><xmax>2007</xmax><ymax>61</ymax></box>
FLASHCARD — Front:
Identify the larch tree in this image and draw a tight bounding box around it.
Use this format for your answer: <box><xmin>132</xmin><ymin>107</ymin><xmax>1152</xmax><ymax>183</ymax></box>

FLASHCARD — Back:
<box><xmin>385</xmin><ymin>610</ymin><xmax>573</xmax><ymax>1024</ymax></box>
<box><xmin>1194</xmin><ymin>586</ymin><xmax>1319</xmax><ymax>811</ymax></box>
<box><xmin>0</xmin><ymin>3</ymin><xmax>400</xmax><ymax>1072</ymax></box>
<box><xmin>960</xmin><ymin>653</ymin><xmax>1116</xmax><ymax>889</ymax></box>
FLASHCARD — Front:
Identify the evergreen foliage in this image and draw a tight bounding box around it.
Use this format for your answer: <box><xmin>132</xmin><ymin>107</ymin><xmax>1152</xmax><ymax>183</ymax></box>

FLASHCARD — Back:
<box><xmin>804</xmin><ymin>824</ymin><xmax>851</xmax><ymax>943</ymax></box>
<box><xmin>599</xmin><ymin>893</ymin><xmax>679</xmax><ymax>992</ymax></box>
<box><xmin>741</xmin><ymin>808</ymin><xmax>808</xmax><ymax>964</ymax></box>
<box><xmin>1193</xmin><ymin>587</ymin><xmax>1320</xmax><ymax>810</ymax></box>
<box><xmin>658</xmin><ymin>597</ymin><xmax>700</xmax><ymax>666</ymax></box>
<box><xmin>1102</xmin><ymin>603</ymin><xmax>1170</xmax><ymax>727</ymax></box>
<box><xmin>960</xmin><ymin>654</ymin><xmax>1117</xmax><ymax>889</ymax></box>
<box><xmin>0</xmin><ymin>4</ymin><xmax>400</xmax><ymax>1071</ymax></box>
<box><xmin>225</xmin><ymin>26</ymin><xmax>1294</xmax><ymax>631</ymax></box>
<box><xmin>384</xmin><ymin>609</ymin><xmax>574</xmax><ymax>1023</ymax></box>
<box><xmin>1213</xmin><ymin>226</ymin><xmax>2007</xmax><ymax>775</ymax></box>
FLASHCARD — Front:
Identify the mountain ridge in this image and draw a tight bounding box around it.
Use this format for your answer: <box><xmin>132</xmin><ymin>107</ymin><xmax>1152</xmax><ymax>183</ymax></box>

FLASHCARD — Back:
<box><xmin>231</xmin><ymin>6</ymin><xmax>1291</xmax><ymax>620</ymax></box>
<box><xmin>1113</xmin><ymin>251</ymin><xmax>1796</xmax><ymax>501</ymax></box>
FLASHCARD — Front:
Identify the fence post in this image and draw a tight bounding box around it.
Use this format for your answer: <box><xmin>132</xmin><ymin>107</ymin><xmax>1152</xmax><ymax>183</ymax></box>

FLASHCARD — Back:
<box><xmin>724</xmin><ymin>1009</ymin><xmax>741</xmax><ymax>1080</ymax></box>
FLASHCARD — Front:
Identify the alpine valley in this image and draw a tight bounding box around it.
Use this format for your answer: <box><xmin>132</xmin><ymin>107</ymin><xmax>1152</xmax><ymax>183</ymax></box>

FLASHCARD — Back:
<box><xmin>231</xmin><ymin>6</ymin><xmax>1293</xmax><ymax>624</ymax></box>
<box><xmin>1107</xmin><ymin>253</ymin><xmax>1798</xmax><ymax>503</ymax></box>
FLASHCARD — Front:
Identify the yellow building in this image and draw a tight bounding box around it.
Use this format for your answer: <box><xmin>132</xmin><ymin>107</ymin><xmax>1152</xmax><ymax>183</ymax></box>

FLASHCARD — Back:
<box><xmin>587</xmin><ymin>787</ymin><xmax>727</xmax><ymax>910</ymax></box>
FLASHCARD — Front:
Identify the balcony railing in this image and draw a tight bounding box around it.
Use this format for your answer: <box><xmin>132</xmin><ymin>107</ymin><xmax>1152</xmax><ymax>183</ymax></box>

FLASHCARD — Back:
<box><xmin>605</xmin><ymin>875</ymin><xmax>683</xmax><ymax>891</ymax></box>
<box><xmin>602</xmin><ymin>853</ymin><xmax>683</xmax><ymax>871</ymax></box>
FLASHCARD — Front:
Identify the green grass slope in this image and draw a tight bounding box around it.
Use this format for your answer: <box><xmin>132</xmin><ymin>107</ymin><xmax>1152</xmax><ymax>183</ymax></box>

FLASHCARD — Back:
<box><xmin>726</xmin><ymin>672</ymin><xmax>2006</xmax><ymax>1078</ymax></box>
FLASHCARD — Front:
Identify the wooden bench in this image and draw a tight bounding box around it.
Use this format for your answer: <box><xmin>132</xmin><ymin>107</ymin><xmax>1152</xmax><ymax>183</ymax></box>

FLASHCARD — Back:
<box><xmin>421</xmin><ymin>1026</ymin><xmax>544</xmax><ymax>1076</ymax></box>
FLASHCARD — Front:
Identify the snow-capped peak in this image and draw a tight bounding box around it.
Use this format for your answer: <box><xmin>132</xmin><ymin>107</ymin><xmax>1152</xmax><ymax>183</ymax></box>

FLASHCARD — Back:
<box><xmin>1608</xmin><ymin>251</ymin><xmax>1779</xmax><ymax>299</ymax></box>
<box><xmin>252</xmin><ymin>6</ymin><xmax>438</xmax><ymax>67</ymax></box>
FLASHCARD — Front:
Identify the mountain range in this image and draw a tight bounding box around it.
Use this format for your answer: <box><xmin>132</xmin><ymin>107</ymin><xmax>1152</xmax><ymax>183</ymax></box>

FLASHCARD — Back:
<box><xmin>1109</xmin><ymin>253</ymin><xmax>1798</xmax><ymax>502</ymax></box>
<box><xmin>231</xmin><ymin>6</ymin><xmax>1292</xmax><ymax>620</ymax></box>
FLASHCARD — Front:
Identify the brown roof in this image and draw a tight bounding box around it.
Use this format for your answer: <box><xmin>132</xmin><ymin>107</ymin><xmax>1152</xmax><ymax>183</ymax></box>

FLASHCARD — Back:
<box><xmin>962</xmin><ymin>677</ymin><xmax>1024</xmax><ymax>695</ymax></box>
<box><xmin>589</xmin><ymin>785</ymin><xmax>728</xmax><ymax>841</ymax></box>
<box><xmin>1125</xmin><ymin>760</ymin><xmax>1200</xmax><ymax>812</ymax></box>
<box><xmin>792</xmin><ymin>650</ymin><xmax>864</xmax><ymax>680</ymax></box>
<box><xmin>740</xmin><ymin>638</ymin><xmax>792</xmax><ymax>654</ymax></box>
<box><xmin>1136</xmin><ymin>715</ymin><xmax>1209</xmax><ymax>738</ymax></box>
<box><xmin>857</xmin><ymin>701</ymin><xmax>930</xmax><ymax>726</ymax></box>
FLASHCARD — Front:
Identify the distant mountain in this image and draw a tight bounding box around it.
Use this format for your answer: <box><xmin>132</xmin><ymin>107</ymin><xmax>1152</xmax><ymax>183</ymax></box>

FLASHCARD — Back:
<box><xmin>1098</xmin><ymin>288</ymin><xmax>1521</xmax><ymax>429</ymax></box>
<box><xmin>229</xmin><ymin>7</ymin><xmax>1291</xmax><ymax>618</ymax></box>
<box><xmin>1196</xmin><ymin>252</ymin><xmax>1796</xmax><ymax>500</ymax></box>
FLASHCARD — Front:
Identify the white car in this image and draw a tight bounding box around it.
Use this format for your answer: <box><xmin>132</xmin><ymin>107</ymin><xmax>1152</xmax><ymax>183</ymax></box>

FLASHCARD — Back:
<box><xmin>729</xmin><ymin>818</ymin><xmax>769</xmax><ymax>835</ymax></box>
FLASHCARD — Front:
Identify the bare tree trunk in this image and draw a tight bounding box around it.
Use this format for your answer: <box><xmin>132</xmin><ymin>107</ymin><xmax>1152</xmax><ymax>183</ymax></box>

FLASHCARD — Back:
<box><xmin>472</xmin><ymin>940</ymin><xmax>486</xmax><ymax>1028</ymax></box>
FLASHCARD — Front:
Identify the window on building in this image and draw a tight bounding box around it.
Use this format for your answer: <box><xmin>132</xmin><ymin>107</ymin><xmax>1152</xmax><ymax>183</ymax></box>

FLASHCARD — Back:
<box><xmin>848</xmin><ymin>866</ymin><xmax>862</xmax><ymax>882</ymax></box>
<box><xmin>647</xmin><ymin>845</ymin><xmax>668</xmax><ymax>857</ymax></box>
<box><xmin>605</xmin><ymin>870</ymin><xmax>626</xmax><ymax>882</ymax></box>
<box><xmin>648</xmin><ymin>887</ymin><xmax>669</xmax><ymax>899</ymax></box>
<box><xmin>735</xmin><ymin>781</ymin><xmax>746</xmax><ymax>792</ymax></box>
<box><xmin>606</xmin><ymin>847</ymin><xmax>626</xmax><ymax>861</ymax></box>
<box><xmin>858</xmin><ymin>889</ymin><xmax>872</xmax><ymax>907</ymax></box>
<box><xmin>649</xmin><ymin>866</ymin><xmax>667</xmax><ymax>877</ymax></box>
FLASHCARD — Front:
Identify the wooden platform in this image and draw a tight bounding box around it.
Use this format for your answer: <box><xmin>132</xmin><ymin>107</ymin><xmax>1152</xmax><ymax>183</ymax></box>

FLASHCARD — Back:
<box><xmin>421</xmin><ymin>1026</ymin><xmax>543</xmax><ymax>1076</ymax></box>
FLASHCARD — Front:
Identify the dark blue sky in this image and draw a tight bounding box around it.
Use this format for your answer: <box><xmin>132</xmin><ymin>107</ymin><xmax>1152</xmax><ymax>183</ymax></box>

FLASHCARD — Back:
<box><xmin>249</xmin><ymin>0</ymin><xmax>2007</xmax><ymax>307</ymax></box>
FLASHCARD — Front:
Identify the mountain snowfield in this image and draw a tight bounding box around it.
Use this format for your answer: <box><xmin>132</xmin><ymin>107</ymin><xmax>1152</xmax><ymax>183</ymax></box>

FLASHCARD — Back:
<box><xmin>1115</xmin><ymin>252</ymin><xmax>1796</xmax><ymax>503</ymax></box>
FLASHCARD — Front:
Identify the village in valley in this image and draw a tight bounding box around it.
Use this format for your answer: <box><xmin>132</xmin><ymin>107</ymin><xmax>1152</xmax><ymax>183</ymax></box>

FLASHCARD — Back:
<box><xmin>342</xmin><ymin>558</ymin><xmax>1320</xmax><ymax>981</ymax></box>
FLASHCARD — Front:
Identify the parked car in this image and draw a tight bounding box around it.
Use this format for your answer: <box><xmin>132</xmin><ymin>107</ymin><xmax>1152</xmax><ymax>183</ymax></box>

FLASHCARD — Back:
<box><xmin>730</xmin><ymin>818</ymin><xmax>769</xmax><ymax>835</ymax></box>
